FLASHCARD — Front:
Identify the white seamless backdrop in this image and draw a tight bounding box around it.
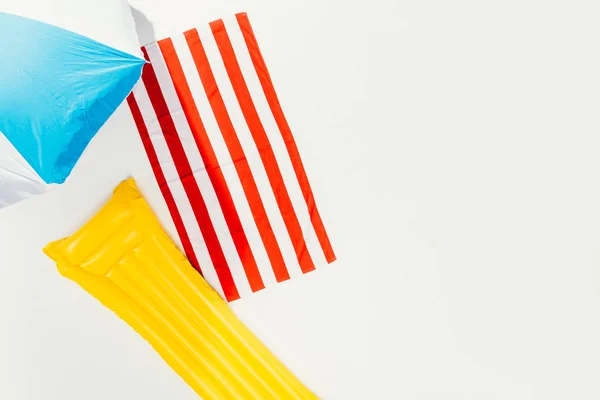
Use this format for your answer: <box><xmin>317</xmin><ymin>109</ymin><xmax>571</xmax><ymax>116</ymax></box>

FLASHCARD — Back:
<box><xmin>1</xmin><ymin>0</ymin><xmax>600</xmax><ymax>399</ymax></box>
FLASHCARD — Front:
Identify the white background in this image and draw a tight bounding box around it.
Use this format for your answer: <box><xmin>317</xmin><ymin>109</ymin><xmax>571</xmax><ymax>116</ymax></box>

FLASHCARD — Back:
<box><xmin>1</xmin><ymin>0</ymin><xmax>600</xmax><ymax>399</ymax></box>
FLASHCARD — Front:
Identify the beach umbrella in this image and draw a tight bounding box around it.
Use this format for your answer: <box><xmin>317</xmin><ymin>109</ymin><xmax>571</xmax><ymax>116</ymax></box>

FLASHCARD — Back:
<box><xmin>0</xmin><ymin>0</ymin><xmax>144</xmax><ymax>209</ymax></box>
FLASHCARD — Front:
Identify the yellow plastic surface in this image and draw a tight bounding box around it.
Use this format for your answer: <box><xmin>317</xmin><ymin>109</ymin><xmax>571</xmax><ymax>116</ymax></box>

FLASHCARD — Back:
<box><xmin>44</xmin><ymin>178</ymin><xmax>317</xmax><ymax>400</ymax></box>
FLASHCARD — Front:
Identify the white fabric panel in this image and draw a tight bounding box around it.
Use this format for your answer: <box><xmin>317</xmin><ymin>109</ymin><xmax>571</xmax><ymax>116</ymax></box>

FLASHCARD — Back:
<box><xmin>0</xmin><ymin>134</ymin><xmax>46</xmax><ymax>210</ymax></box>
<box><xmin>0</xmin><ymin>0</ymin><xmax>141</xmax><ymax>56</ymax></box>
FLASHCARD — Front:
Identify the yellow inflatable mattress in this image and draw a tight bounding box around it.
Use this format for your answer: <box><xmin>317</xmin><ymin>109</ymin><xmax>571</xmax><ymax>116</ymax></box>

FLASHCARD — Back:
<box><xmin>44</xmin><ymin>178</ymin><xmax>317</xmax><ymax>399</ymax></box>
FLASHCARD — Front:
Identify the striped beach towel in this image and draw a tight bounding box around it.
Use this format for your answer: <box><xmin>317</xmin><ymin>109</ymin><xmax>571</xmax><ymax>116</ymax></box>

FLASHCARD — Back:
<box><xmin>127</xmin><ymin>13</ymin><xmax>335</xmax><ymax>302</ymax></box>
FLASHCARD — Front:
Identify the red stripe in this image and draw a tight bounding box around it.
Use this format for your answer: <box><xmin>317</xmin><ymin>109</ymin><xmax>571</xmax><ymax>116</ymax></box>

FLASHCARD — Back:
<box><xmin>157</xmin><ymin>38</ymin><xmax>266</xmax><ymax>292</ymax></box>
<box><xmin>184</xmin><ymin>29</ymin><xmax>292</xmax><ymax>282</ymax></box>
<box><xmin>209</xmin><ymin>20</ymin><xmax>316</xmax><ymax>274</ymax></box>
<box><xmin>235</xmin><ymin>13</ymin><xmax>336</xmax><ymax>264</ymax></box>
<box><xmin>141</xmin><ymin>47</ymin><xmax>240</xmax><ymax>302</ymax></box>
<box><xmin>127</xmin><ymin>93</ymin><xmax>202</xmax><ymax>273</ymax></box>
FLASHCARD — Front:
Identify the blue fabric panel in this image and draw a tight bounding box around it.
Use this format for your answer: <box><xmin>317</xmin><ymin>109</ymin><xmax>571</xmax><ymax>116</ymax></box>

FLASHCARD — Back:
<box><xmin>0</xmin><ymin>12</ymin><xmax>146</xmax><ymax>184</ymax></box>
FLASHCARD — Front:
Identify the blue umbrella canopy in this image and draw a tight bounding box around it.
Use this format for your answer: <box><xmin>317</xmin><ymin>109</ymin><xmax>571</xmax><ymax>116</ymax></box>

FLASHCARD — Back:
<box><xmin>0</xmin><ymin>12</ymin><xmax>146</xmax><ymax>184</ymax></box>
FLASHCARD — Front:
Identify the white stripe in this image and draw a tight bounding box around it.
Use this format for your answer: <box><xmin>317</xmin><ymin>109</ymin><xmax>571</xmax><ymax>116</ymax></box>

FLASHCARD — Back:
<box><xmin>198</xmin><ymin>25</ymin><xmax>306</xmax><ymax>277</ymax></box>
<box><xmin>145</xmin><ymin>43</ymin><xmax>253</xmax><ymax>298</ymax></box>
<box><xmin>171</xmin><ymin>34</ymin><xmax>280</xmax><ymax>286</ymax></box>
<box><xmin>223</xmin><ymin>17</ymin><xmax>328</xmax><ymax>268</ymax></box>
<box><xmin>132</xmin><ymin>82</ymin><xmax>226</xmax><ymax>300</ymax></box>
